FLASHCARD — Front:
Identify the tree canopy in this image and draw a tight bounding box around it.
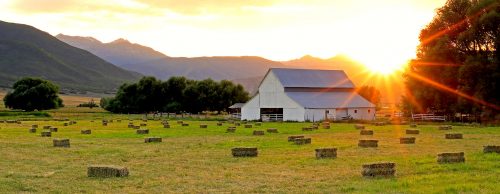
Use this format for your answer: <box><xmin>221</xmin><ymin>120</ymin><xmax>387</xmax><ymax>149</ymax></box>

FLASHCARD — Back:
<box><xmin>404</xmin><ymin>0</ymin><xmax>499</xmax><ymax>118</ymax></box>
<box><xmin>357</xmin><ymin>86</ymin><xmax>381</xmax><ymax>108</ymax></box>
<box><xmin>101</xmin><ymin>76</ymin><xmax>250</xmax><ymax>114</ymax></box>
<box><xmin>3</xmin><ymin>77</ymin><xmax>63</xmax><ymax>111</ymax></box>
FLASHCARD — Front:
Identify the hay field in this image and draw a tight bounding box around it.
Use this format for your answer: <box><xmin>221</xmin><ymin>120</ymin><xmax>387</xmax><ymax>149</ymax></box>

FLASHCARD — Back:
<box><xmin>0</xmin><ymin>119</ymin><xmax>499</xmax><ymax>193</ymax></box>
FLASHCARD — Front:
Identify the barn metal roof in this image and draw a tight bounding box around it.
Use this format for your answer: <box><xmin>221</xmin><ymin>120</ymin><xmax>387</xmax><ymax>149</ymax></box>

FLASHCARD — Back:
<box><xmin>229</xmin><ymin>103</ymin><xmax>245</xmax><ymax>109</ymax></box>
<box><xmin>286</xmin><ymin>92</ymin><xmax>375</xmax><ymax>108</ymax></box>
<box><xmin>271</xmin><ymin>68</ymin><xmax>355</xmax><ymax>88</ymax></box>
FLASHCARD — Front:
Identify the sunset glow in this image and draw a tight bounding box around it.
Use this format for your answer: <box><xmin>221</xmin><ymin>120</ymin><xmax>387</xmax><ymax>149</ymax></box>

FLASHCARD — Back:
<box><xmin>0</xmin><ymin>0</ymin><xmax>446</xmax><ymax>75</ymax></box>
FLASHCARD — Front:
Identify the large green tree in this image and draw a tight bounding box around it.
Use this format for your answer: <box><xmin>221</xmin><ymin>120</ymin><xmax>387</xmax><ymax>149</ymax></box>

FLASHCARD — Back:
<box><xmin>3</xmin><ymin>77</ymin><xmax>63</xmax><ymax>111</ymax></box>
<box><xmin>102</xmin><ymin>76</ymin><xmax>250</xmax><ymax>114</ymax></box>
<box><xmin>404</xmin><ymin>0</ymin><xmax>499</xmax><ymax>118</ymax></box>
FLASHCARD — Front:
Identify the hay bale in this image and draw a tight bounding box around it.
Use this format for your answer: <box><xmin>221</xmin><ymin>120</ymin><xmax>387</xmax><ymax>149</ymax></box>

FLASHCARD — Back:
<box><xmin>288</xmin><ymin>135</ymin><xmax>304</xmax><ymax>142</ymax></box>
<box><xmin>117</xmin><ymin>120</ymin><xmax>121</xmax><ymax>123</ymax></box>
<box><xmin>226</xmin><ymin>127</ymin><xmax>236</xmax><ymax>133</ymax></box>
<box><xmin>255</xmin><ymin>122</ymin><xmax>262</xmax><ymax>126</ymax></box>
<box><xmin>43</xmin><ymin>126</ymin><xmax>51</xmax><ymax>129</ymax></box>
<box><xmin>231</xmin><ymin>147</ymin><xmax>258</xmax><ymax>157</ymax></box>
<box><xmin>410</xmin><ymin>123</ymin><xmax>417</xmax><ymax>128</ymax></box>
<box><xmin>128</xmin><ymin>124</ymin><xmax>134</xmax><ymax>128</ymax></box>
<box><xmin>266</xmin><ymin>128</ymin><xmax>279</xmax><ymax>133</ymax></box>
<box><xmin>315</xmin><ymin>148</ymin><xmax>337</xmax><ymax>159</ymax></box>
<box><xmin>235</xmin><ymin>123</ymin><xmax>241</xmax><ymax>126</ymax></box>
<box><xmin>445</xmin><ymin>133</ymin><xmax>463</xmax><ymax>139</ymax></box>
<box><xmin>163</xmin><ymin>124</ymin><xmax>170</xmax><ymax>128</ymax></box>
<box><xmin>302</xmin><ymin>127</ymin><xmax>313</xmax><ymax>131</ymax></box>
<box><xmin>63</xmin><ymin>123</ymin><xmax>69</xmax><ymax>126</ymax></box>
<box><xmin>177</xmin><ymin>121</ymin><xmax>183</xmax><ymax>124</ymax></box>
<box><xmin>182</xmin><ymin>123</ymin><xmax>189</xmax><ymax>126</ymax></box>
<box><xmin>136</xmin><ymin>129</ymin><xmax>149</xmax><ymax>134</ymax></box>
<box><xmin>53</xmin><ymin>139</ymin><xmax>70</xmax><ymax>147</ymax></box>
<box><xmin>81</xmin><ymin>129</ymin><xmax>92</xmax><ymax>134</ymax></box>
<box><xmin>437</xmin><ymin>152</ymin><xmax>465</xmax><ymax>164</ymax></box>
<box><xmin>439</xmin><ymin>125</ymin><xmax>452</xmax><ymax>130</ymax></box>
<box><xmin>0</xmin><ymin>120</ymin><xmax>4</xmax><ymax>123</ymax></box>
<box><xmin>140</xmin><ymin>123</ymin><xmax>147</xmax><ymax>127</ymax></box>
<box><xmin>16</xmin><ymin>120</ymin><xmax>22</xmax><ymax>124</ymax></box>
<box><xmin>400</xmin><ymin>137</ymin><xmax>416</xmax><ymax>144</ymax></box>
<box><xmin>253</xmin><ymin>130</ymin><xmax>265</xmax><ymax>136</ymax></box>
<box><xmin>360</xmin><ymin>129</ymin><xmax>374</xmax><ymax>135</ymax></box>
<box><xmin>50</xmin><ymin>127</ymin><xmax>58</xmax><ymax>132</ymax></box>
<box><xmin>358</xmin><ymin>140</ymin><xmax>378</xmax><ymax>148</ymax></box>
<box><xmin>362</xmin><ymin>162</ymin><xmax>396</xmax><ymax>177</ymax></box>
<box><xmin>87</xmin><ymin>165</ymin><xmax>129</xmax><ymax>178</ymax></box>
<box><xmin>32</xmin><ymin>124</ymin><xmax>38</xmax><ymax>129</ymax></box>
<box><xmin>244</xmin><ymin>124</ymin><xmax>253</xmax><ymax>128</ymax></box>
<box><xmin>29</xmin><ymin>128</ymin><xmax>36</xmax><ymax>133</ymax></box>
<box><xmin>217</xmin><ymin>122</ymin><xmax>223</xmax><ymax>126</ymax></box>
<box><xmin>294</xmin><ymin>138</ymin><xmax>312</xmax><ymax>145</ymax></box>
<box><xmin>322</xmin><ymin>124</ymin><xmax>330</xmax><ymax>129</ymax></box>
<box><xmin>200</xmin><ymin>124</ymin><xmax>208</xmax><ymax>128</ymax></box>
<box><xmin>406</xmin><ymin>129</ymin><xmax>420</xmax><ymax>134</ymax></box>
<box><xmin>483</xmin><ymin>145</ymin><xmax>500</xmax><ymax>153</ymax></box>
<box><xmin>102</xmin><ymin>122</ymin><xmax>108</xmax><ymax>126</ymax></box>
<box><xmin>355</xmin><ymin>124</ymin><xmax>365</xmax><ymax>129</ymax></box>
<box><xmin>144</xmin><ymin>137</ymin><xmax>162</xmax><ymax>143</ymax></box>
<box><xmin>374</xmin><ymin>122</ymin><xmax>385</xmax><ymax>126</ymax></box>
<box><xmin>133</xmin><ymin>126</ymin><xmax>140</xmax><ymax>129</ymax></box>
<box><xmin>41</xmin><ymin>131</ymin><xmax>51</xmax><ymax>137</ymax></box>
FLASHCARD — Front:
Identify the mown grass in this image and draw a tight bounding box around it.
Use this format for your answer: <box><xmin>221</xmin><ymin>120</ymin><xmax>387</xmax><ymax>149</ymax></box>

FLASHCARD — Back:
<box><xmin>0</xmin><ymin>118</ymin><xmax>499</xmax><ymax>193</ymax></box>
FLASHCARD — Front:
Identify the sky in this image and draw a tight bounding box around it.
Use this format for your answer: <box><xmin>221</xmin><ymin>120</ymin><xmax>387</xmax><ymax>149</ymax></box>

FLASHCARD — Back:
<box><xmin>0</xmin><ymin>0</ymin><xmax>446</xmax><ymax>73</ymax></box>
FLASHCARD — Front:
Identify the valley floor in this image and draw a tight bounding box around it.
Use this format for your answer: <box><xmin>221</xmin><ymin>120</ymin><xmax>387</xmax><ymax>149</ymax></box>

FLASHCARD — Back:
<box><xmin>0</xmin><ymin>118</ymin><xmax>499</xmax><ymax>193</ymax></box>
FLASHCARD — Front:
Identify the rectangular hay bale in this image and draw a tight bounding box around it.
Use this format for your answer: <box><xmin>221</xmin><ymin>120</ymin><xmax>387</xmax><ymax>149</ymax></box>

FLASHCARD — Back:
<box><xmin>53</xmin><ymin>139</ymin><xmax>70</xmax><ymax>147</ymax></box>
<box><xmin>362</xmin><ymin>162</ymin><xmax>396</xmax><ymax>177</ymax></box>
<box><xmin>437</xmin><ymin>152</ymin><xmax>465</xmax><ymax>164</ymax></box>
<box><xmin>315</xmin><ymin>148</ymin><xmax>337</xmax><ymax>159</ymax></box>
<box><xmin>231</xmin><ymin>147</ymin><xmax>258</xmax><ymax>157</ymax></box>
<box><xmin>87</xmin><ymin>165</ymin><xmax>129</xmax><ymax>178</ymax></box>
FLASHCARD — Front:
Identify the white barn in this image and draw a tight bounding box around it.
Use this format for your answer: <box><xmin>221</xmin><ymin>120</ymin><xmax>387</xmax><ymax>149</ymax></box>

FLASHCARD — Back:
<box><xmin>241</xmin><ymin>68</ymin><xmax>376</xmax><ymax>121</ymax></box>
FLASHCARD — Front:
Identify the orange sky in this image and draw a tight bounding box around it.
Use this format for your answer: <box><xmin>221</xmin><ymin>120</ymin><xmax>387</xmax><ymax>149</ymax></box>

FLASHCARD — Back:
<box><xmin>0</xmin><ymin>0</ymin><xmax>446</xmax><ymax>73</ymax></box>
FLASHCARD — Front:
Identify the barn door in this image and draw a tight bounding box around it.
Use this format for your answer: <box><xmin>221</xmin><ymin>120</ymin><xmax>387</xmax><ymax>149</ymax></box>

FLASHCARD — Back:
<box><xmin>336</xmin><ymin>108</ymin><xmax>348</xmax><ymax>120</ymax></box>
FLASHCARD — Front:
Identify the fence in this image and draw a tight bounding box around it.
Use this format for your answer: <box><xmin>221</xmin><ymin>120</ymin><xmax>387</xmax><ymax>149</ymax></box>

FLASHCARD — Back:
<box><xmin>412</xmin><ymin>113</ymin><xmax>446</xmax><ymax>121</ymax></box>
<box><xmin>261</xmin><ymin>114</ymin><xmax>283</xmax><ymax>121</ymax></box>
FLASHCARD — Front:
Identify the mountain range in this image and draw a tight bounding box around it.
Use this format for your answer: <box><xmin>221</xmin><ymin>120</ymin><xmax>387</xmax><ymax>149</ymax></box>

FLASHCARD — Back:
<box><xmin>56</xmin><ymin>34</ymin><xmax>403</xmax><ymax>102</ymax></box>
<box><xmin>0</xmin><ymin>21</ymin><xmax>141</xmax><ymax>93</ymax></box>
<box><xmin>0</xmin><ymin>20</ymin><xmax>401</xmax><ymax>101</ymax></box>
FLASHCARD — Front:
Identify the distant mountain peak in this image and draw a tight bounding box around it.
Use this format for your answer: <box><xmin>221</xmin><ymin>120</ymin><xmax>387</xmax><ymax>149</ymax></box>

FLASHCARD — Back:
<box><xmin>110</xmin><ymin>38</ymin><xmax>130</xmax><ymax>44</ymax></box>
<box><xmin>56</xmin><ymin>33</ymin><xmax>102</xmax><ymax>44</ymax></box>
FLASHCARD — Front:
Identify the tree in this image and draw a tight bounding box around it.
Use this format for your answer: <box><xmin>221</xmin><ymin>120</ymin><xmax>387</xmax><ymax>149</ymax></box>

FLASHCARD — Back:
<box><xmin>3</xmin><ymin>77</ymin><xmax>63</xmax><ymax>111</ymax></box>
<box><xmin>357</xmin><ymin>86</ymin><xmax>381</xmax><ymax>106</ymax></box>
<box><xmin>404</xmin><ymin>0</ymin><xmax>499</xmax><ymax>118</ymax></box>
<box><xmin>103</xmin><ymin>76</ymin><xmax>250</xmax><ymax>114</ymax></box>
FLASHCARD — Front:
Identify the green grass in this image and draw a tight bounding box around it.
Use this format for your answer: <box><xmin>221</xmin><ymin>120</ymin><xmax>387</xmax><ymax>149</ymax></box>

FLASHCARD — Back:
<box><xmin>0</xmin><ymin>118</ymin><xmax>499</xmax><ymax>193</ymax></box>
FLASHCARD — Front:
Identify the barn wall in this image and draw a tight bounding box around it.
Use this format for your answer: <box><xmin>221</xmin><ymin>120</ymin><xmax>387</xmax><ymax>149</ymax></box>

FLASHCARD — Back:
<box><xmin>259</xmin><ymin>72</ymin><xmax>300</xmax><ymax>109</ymax></box>
<box><xmin>241</xmin><ymin>95</ymin><xmax>260</xmax><ymax>120</ymax></box>
<box><xmin>348</xmin><ymin>107</ymin><xmax>376</xmax><ymax>120</ymax></box>
<box><xmin>284</xmin><ymin>108</ymin><xmax>305</xmax><ymax>121</ymax></box>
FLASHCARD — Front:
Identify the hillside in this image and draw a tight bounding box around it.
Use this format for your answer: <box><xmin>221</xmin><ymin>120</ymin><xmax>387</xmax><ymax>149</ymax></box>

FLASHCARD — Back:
<box><xmin>0</xmin><ymin>21</ymin><xmax>141</xmax><ymax>93</ymax></box>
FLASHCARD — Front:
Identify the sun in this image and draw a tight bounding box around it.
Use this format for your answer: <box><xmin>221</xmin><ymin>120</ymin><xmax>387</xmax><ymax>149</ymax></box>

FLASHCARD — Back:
<box><xmin>349</xmin><ymin>51</ymin><xmax>409</xmax><ymax>76</ymax></box>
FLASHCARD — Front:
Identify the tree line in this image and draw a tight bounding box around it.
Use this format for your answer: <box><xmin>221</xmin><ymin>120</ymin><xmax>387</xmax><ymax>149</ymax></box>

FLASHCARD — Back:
<box><xmin>403</xmin><ymin>0</ymin><xmax>499</xmax><ymax>121</ymax></box>
<box><xmin>100</xmin><ymin>76</ymin><xmax>250</xmax><ymax>114</ymax></box>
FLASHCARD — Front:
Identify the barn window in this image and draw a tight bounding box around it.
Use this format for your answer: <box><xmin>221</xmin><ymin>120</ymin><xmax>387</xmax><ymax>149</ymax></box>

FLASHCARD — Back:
<box><xmin>368</xmin><ymin>109</ymin><xmax>371</xmax><ymax>113</ymax></box>
<box><xmin>326</xmin><ymin>110</ymin><xmax>329</xmax><ymax>113</ymax></box>
<box><xmin>354</xmin><ymin>110</ymin><xmax>358</xmax><ymax>113</ymax></box>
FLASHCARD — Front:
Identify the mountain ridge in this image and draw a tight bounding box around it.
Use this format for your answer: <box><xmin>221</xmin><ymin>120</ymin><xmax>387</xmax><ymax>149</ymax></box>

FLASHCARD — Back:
<box><xmin>57</xmin><ymin>34</ymin><xmax>402</xmax><ymax>102</ymax></box>
<box><xmin>0</xmin><ymin>21</ymin><xmax>142</xmax><ymax>93</ymax></box>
